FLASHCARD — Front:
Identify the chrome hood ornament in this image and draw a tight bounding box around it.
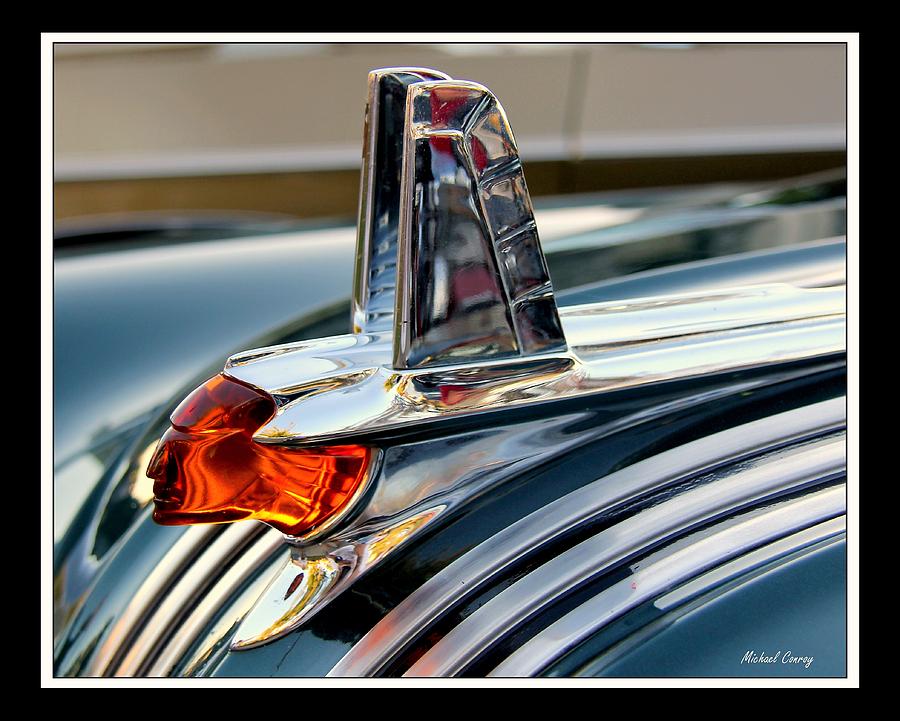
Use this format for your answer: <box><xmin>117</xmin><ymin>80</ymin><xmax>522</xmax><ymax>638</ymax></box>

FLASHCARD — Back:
<box><xmin>353</xmin><ymin>68</ymin><xmax>566</xmax><ymax>366</ymax></box>
<box><xmin>143</xmin><ymin>68</ymin><xmax>845</xmax><ymax>656</ymax></box>
<box><xmin>224</xmin><ymin>68</ymin><xmax>580</xmax><ymax>447</ymax></box>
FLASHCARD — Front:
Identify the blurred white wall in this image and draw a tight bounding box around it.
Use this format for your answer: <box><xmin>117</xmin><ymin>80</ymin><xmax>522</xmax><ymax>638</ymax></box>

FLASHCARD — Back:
<box><xmin>54</xmin><ymin>43</ymin><xmax>846</xmax><ymax>182</ymax></box>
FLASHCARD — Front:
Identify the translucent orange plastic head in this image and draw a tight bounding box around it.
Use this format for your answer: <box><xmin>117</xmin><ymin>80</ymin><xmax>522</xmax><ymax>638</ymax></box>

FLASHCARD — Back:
<box><xmin>147</xmin><ymin>373</ymin><xmax>372</xmax><ymax>538</ymax></box>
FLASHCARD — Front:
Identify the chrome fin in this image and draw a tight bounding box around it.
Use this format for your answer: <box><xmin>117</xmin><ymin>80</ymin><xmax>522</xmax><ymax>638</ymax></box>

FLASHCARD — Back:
<box><xmin>138</xmin><ymin>69</ymin><xmax>846</xmax><ymax>659</ymax></box>
<box><xmin>394</xmin><ymin>79</ymin><xmax>567</xmax><ymax>369</ymax></box>
<box><xmin>352</xmin><ymin>68</ymin><xmax>451</xmax><ymax>334</ymax></box>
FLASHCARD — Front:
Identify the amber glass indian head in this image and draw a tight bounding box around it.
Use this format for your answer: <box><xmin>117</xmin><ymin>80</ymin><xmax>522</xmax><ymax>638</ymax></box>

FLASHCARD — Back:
<box><xmin>146</xmin><ymin>373</ymin><xmax>371</xmax><ymax>537</ymax></box>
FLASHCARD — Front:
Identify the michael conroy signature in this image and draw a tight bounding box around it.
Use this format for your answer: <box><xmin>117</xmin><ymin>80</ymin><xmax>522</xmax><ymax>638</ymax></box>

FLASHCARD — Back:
<box><xmin>741</xmin><ymin>650</ymin><xmax>814</xmax><ymax>669</ymax></box>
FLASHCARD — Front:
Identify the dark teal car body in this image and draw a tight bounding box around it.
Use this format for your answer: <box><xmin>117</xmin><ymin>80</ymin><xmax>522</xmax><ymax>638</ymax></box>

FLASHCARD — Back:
<box><xmin>53</xmin><ymin>174</ymin><xmax>847</xmax><ymax>678</ymax></box>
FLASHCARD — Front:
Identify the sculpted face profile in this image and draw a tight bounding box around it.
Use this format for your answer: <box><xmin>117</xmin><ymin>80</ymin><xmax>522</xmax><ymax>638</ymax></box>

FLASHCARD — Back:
<box><xmin>147</xmin><ymin>373</ymin><xmax>371</xmax><ymax>538</ymax></box>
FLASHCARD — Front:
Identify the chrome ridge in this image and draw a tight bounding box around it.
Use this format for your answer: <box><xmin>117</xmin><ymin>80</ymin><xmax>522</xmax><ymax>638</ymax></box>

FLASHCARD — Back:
<box><xmin>488</xmin><ymin>505</ymin><xmax>846</xmax><ymax>677</ymax></box>
<box><xmin>393</xmin><ymin>78</ymin><xmax>565</xmax><ymax>368</ymax></box>
<box><xmin>121</xmin><ymin>68</ymin><xmax>847</xmax><ymax>663</ymax></box>
<box><xmin>145</xmin><ymin>527</ymin><xmax>284</xmax><ymax>677</ymax></box>
<box><xmin>228</xmin><ymin>371</ymin><xmax>842</xmax><ymax>652</ymax></box>
<box><xmin>352</xmin><ymin>68</ymin><xmax>450</xmax><ymax>334</ymax></box>
<box><xmin>403</xmin><ymin>435</ymin><xmax>845</xmax><ymax>676</ymax></box>
<box><xmin>569</xmin><ymin>523</ymin><xmax>846</xmax><ymax>678</ymax></box>
<box><xmin>656</xmin><ymin>516</ymin><xmax>845</xmax><ymax>612</ymax></box>
<box><xmin>112</xmin><ymin>522</ymin><xmax>263</xmax><ymax>676</ymax></box>
<box><xmin>227</xmin><ymin>283</ymin><xmax>844</xmax><ymax>447</ymax></box>
<box><xmin>84</xmin><ymin>524</ymin><xmax>218</xmax><ymax>677</ymax></box>
<box><xmin>328</xmin><ymin>399</ymin><xmax>844</xmax><ymax>677</ymax></box>
<box><xmin>177</xmin><ymin>538</ymin><xmax>291</xmax><ymax>677</ymax></box>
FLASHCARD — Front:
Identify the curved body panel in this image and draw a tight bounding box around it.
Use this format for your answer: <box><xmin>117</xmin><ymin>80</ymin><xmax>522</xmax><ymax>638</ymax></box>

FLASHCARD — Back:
<box><xmin>53</xmin><ymin>83</ymin><xmax>847</xmax><ymax>678</ymax></box>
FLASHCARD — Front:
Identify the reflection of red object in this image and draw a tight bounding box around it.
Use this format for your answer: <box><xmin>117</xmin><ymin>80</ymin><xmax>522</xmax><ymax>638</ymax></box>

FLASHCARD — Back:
<box><xmin>430</xmin><ymin>86</ymin><xmax>470</xmax><ymax>127</ymax></box>
<box><xmin>439</xmin><ymin>384</ymin><xmax>470</xmax><ymax>405</ymax></box>
<box><xmin>147</xmin><ymin>373</ymin><xmax>371</xmax><ymax>537</ymax></box>
<box><xmin>429</xmin><ymin>134</ymin><xmax>454</xmax><ymax>157</ymax></box>
<box><xmin>471</xmin><ymin>136</ymin><xmax>488</xmax><ymax>172</ymax></box>
<box><xmin>428</xmin><ymin>87</ymin><xmax>489</xmax><ymax>170</ymax></box>
<box><xmin>452</xmin><ymin>265</ymin><xmax>502</xmax><ymax>309</ymax></box>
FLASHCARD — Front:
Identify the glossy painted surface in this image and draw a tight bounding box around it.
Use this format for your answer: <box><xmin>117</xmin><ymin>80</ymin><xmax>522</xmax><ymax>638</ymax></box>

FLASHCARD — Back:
<box><xmin>330</xmin><ymin>398</ymin><xmax>844</xmax><ymax>676</ymax></box>
<box><xmin>545</xmin><ymin>197</ymin><xmax>845</xmax><ymax>293</ymax></box>
<box><xmin>53</xmin><ymin>228</ymin><xmax>358</xmax><ymax>544</ymax></box>
<box><xmin>568</xmin><ymin>539</ymin><xmax>847</xmax><ymax>677</ymax></box>
<box><xmin>205</xmin><ymin>362</ymin><xmax>845</xmax><ymax>677</ymax></box>
<box><xmin>53</xmin><ymin>172</ymin><xmax>847</xmax><ymax>677</ymax></box>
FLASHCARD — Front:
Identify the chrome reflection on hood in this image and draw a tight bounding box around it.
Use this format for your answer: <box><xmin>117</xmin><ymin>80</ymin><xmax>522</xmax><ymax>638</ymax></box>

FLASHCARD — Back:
<box><xmin>211</xmin><ymin>69</ymin><xmax>846</xmax><ymax>652</ymax></box>
<box><xmin>227</xmin><ymin>282</ymin><xmax>844</xmax><ymax>446</ymax></box>
<box><xmin>226</xmin><ymin>68</ymin><xmax>846</xmax><ymax>449</ymax></box>
<box><xmin>116</xmin><ymin>68</ymin><xmax>847</xmax><ymax>662</ymax></box>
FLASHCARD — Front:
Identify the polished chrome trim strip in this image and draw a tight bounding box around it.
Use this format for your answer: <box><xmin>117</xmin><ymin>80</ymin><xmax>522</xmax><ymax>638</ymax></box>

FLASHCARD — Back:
<box><xmin>570</xmin><ymin>523</ymin><xmax>847</xmax><ymax>678</ymax></box>
<box><xmin>562</xmin><ymin>284</ymin><xmax>843</xmax><ymax>354</ymax></box>
<box><xmin>85</xmin><ymin>524</ymin><xmax>218</xmax><ymax>677</ymax></box>
<box><xmin>327</xmin><ymin>397</ymin><xmax>845</xmax><ymax>677</ymax></box>
<box><xmin>226</xmin><ymin>283</ymin><xmax>845</xmax><ymax>447</ymax></box>
<box><xmin>178</xmin><ymin>547</ymin><xmax>291</xmax><ymax>677</ymax></box>
<box><xmin>404</xmin><ymin>438</ymin><xmax>844</xmax><ymax>676</ymax></box>
<box><xmin>145</xmin><ymin>527</ymin><xmax>285</xmax><ymax>677</ymax></box>
<box><xmin>655</xmin><ymin>515</ymin><xmax>845</xmax><ymax>611</ymax></box>
<box><xmin>112</xmin><ymin>522</ymin><xmax>261</xmax><ymax>676</ymax></box>
<box><xmin>232</xmin><ymin>372</ymin><xmax>841</xmax><ymax>653</ymax></box>
<box><xmin>489</xmin><ymin>505</ymin><xmax>845</xmax><ymax>677</ymax></box>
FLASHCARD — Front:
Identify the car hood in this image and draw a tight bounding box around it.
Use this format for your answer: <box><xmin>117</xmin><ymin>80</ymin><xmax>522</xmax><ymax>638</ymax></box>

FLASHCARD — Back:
<box><xmin>52</xmin><ymin>177</ymin><xmax>846</xmax><ymax>633</ymax></box>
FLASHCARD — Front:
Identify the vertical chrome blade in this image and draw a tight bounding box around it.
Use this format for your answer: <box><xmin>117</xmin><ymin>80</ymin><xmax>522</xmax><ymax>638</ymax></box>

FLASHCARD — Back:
<box><xmin>352</xmin><ymin>67</ymin><xmax>451</xmax><ymax>334</ymax></box>
<box><xmin>394</xmin><ymin>80</ymin><xmax>567</xmax><ymax>369</ymax></box>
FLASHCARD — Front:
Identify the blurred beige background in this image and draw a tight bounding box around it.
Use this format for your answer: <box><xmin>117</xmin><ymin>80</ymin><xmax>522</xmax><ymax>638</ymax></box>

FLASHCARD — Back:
<box><xmin>53</xmin><ymin>43</ymin><xmax>846</xmax><ymax>221</ymax></box>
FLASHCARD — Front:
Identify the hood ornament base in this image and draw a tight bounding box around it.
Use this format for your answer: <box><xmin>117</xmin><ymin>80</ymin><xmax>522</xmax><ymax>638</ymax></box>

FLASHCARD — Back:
<box><xmin>141</xmin><ymin>68</ymin><xmax>846</xmax><ymax>655</ymax></box>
